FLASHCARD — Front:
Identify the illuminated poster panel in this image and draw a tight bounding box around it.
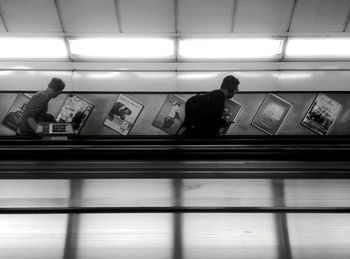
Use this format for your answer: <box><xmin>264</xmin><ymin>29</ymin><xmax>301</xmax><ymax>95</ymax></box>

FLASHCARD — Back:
<box><xmin>252</xmin><ymin>94</ymin><xmax>292</xmax><ymax>135</ymax></box>
<box><xmin>152</xmin><ymin>94</ymin><xmax>186</xmax><ymax>135</ymax></box>
<box><xmin>104</xmin><ymin>94</ymin><xmax>143</xmax><ymax>135</ymax></box>
<box><xmin>56</xmin><ymin>95</ymin><xmax>94</xmax><ymax>134</ymax></box>
<box><xmin>219</xmin><ymin>99</ymin><xmax>242</xmax><ymax>135</ymax></box>
<box><xmin>301</xmin><ymin>93</ymin><xmax>342</xmax><ymax>135</ymax></box>
<box><xmin>2</xmin><ymin>94</ymin><xmax>31</xmax><ymax>131</ymax></box>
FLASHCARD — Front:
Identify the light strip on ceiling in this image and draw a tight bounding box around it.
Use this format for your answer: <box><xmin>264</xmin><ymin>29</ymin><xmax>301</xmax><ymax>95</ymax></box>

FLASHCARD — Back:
<box><xmin>285</xmin><ymin>38</ymin><xmax>350</xmax><ymax>59</ymax></box>
<box><xmin>0</xmin><ymin>38</ymin><xmax>68</xmax><ymax>59</ymax></box>
<box><xmin>178</xmin><ymin>38</ymin><xmax>284</xmax><ymax>60</ymax></box>
<box><xmin>69</xmin><ymin>38</ymin><xmax>175</xmax><ymax>60</ymax></box>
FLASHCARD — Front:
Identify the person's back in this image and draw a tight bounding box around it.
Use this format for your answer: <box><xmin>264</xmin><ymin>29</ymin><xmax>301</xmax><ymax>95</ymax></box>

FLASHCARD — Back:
<box><xmin>184</xmin><ymin>90</ymin><xmax>226</xmax><ymax>137</ymax></box>
<box><xmin>18</xmin><ymin>91</ymin><xmax>50</xmax><ymax>135</ymax></box>
<box><xmin>18</xmin><ymin>78</ymin><xmax>65</xmax><ymax>135</ymax></box>
<box><xmin>183</xmin><ymin>75</ymin><xmax>240</xmax><ymax>137</ymax></box>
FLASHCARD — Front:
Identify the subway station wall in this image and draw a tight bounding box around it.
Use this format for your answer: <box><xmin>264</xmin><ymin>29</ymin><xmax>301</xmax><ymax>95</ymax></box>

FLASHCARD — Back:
<box><xmin>1</xmin><ymin>92</ymin><xmax>350</xmax><ymax>136</ymax></box>
<box><xmin>0</xmin><ymin>70</ymin><xmax>350</xmax><ymax>136</ymax></box>
<box><xmin>0</xmin><ymin>70</ymin><xmax>350</xmax><ymax>92</ymax></box>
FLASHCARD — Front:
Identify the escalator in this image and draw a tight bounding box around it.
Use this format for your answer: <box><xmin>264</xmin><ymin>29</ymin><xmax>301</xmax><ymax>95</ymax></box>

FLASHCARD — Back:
<box><xmin>1</xmin><ymin>137</ymin><xmax>350</xmax><ymax>259</ymax></box>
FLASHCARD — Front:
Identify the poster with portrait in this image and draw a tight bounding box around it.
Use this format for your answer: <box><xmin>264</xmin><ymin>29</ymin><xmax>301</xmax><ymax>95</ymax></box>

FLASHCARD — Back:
<box><xmin>218</xmin><ymin>99</ymin><xmax>242</xmax><ymax>135</ymax></box>
<box><xmin>56</xmin><ymin>95</ymin><xmax>94</xmax><ymax>134</ymax></box>
<box><xmin>252</xmin><ymin>94</ymin><xmax>292</xmax><ymax>135</ymax></box>
<box><xmin>104</xmin><ymin>94</ymin><xmax>143</xmax><ymax>135</ymax></box>
<box><xmin>152</xmin><ymin>94</ymin><xmax>186</xmax><ymax>135</ymax></box>
<box><xmin>301</xmin><ymin>93</ymin><xmax>342</xmax><ymax>135</ymax></box>
<box><xmin>2</xmin><ymin>94</ymin><xmax>31</xmax><ymax>131</ymax></box>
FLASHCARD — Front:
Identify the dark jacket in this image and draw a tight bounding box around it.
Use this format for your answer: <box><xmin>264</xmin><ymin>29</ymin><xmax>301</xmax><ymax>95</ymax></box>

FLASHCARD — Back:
<box><xmin>184</xmin><ymin>90</ymin><xmax>226</xmax><ymax>137</ymax></box>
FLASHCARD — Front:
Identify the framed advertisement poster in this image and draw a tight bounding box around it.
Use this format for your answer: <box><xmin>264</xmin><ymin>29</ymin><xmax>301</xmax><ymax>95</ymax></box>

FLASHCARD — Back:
<box><xmin>56</xmin><ymin>95</ymin><xmax>94</xmax><ymax>134</ymax></box>
<box><xmin>301</xmin><ymin>93</ymin><xmax>342</xmax><ymax>135</ymax></box>
<box><xmin>104</xmin><ymin>94</ymin><xmax>143</xmax><ymax>135</ymax></box>
<box><xmin>2</xmin><ymin>94</ymin><xmax>31</xmax><ymax>131</ymax></box>
<box><xmin>252</xmin><ymin>94</ymin><xmax>292</xmax><ymax>135</ymax></box>
<box><xmin>218</xmin><ymin>99</ymin><xmax>242</xmax><ymax>135</ymax></box>
<box><xmin>152</xmin><ymin>94</ymin><xmax>186</xmax><ymax>135</ymax></box>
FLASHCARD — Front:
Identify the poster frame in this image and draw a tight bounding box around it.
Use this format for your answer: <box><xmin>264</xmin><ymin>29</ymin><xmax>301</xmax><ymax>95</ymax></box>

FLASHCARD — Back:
<box><xmin>301</xmin><ymin>93</ymin><xmax>342</xmax><ymax>135</ymax></box>
<box><xmin>251</xmin><ymin>93</ymin><xmax>293</xmax><ymax>135</ymax></box>
<box><xmin>152</xmin><ymin>94</ymin><xmax>186</xmax><ymax>135</ymax></box>
<box><xmin>56</xmin><ymin>94</ymin><xmax>95</xmax><ymax>134</ymax></box>
<box><xmin>104</xmin><ymin>94</ymin><xmax>144</xmax><ymax>136</ymax></box>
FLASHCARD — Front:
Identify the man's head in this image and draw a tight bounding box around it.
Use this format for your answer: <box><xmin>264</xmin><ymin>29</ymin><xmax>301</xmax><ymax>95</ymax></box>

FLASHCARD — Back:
<box><xmin>47</xmin><ymin>78</ymin><xmax>65</xmax><ymax>98</ymax></box>
<box><xmin>220</xmin><ymin>75</ymin><xmax>240</xmax><ymax>99</ymax></box>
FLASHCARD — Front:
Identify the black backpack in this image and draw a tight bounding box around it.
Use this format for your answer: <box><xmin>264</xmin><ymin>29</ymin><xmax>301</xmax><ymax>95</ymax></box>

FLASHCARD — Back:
<box><xmin>183</xmin><ymin>93</ymin><xmax>210</xmax><ymax>129</ymax></box>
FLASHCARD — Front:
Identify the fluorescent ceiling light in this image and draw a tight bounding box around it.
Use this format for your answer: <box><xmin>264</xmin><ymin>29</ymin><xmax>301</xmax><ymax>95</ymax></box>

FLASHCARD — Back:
<box><xmin>280</xmin><ymin>72</ymin><xmax>312</xmax><ymax>79</ymax></box>
<box><xmin>69</xmin><ymin>38</ymin><xmax>175</xmax><ymax>59</ymax></box>
<box><xmin>0</xmin><ymin>38</ymin><xmax>68</xmax><ymax>59</ymax></box>
<box><xmin>178</xmin><ymin>72</ymin><xmax>220</xmax><ymax>79</ymax></box>
<box><xmin>179</xmin><ymin>38</ymin><xmax>283</xmax><ymax>59</ymax></box>
<box><xmin>285</xmin><ymin>38</ymin><xmax>350</xmax><ymax>59</ymax></box>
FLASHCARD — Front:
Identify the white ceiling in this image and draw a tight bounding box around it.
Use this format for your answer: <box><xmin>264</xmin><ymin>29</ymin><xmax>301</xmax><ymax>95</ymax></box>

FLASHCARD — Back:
<box><xmin>178</xmin><ymin>0</ymin><xmax>234</xmax><ymax>33</ymax></box>
<box><xmin>0</xmin><ymin>0</ymin><xmax>349</xmax><ymax>34</ymax></box>
<box><xmin>0</xmin><ymin>0</ymin><xmax>62</xmax><ymax>32</ymax></box>
<box><xmin>290</xmin><ymin>0</ymin><xmax>350</xmax><ymax>32</ymax></box>
<box><xmin>119</xmin><ymin>0</ymin><xmax>175</xmax><ymax>33</ymax></box>
<box><xmin>57</xmin><ymin>0</ymin><xmax>120</xmax><ymax>33</ymax></box>
<box><xmin>233</xmin><ymin>0</ymin><xmax>294</xmax><ymax>33</ymax></box>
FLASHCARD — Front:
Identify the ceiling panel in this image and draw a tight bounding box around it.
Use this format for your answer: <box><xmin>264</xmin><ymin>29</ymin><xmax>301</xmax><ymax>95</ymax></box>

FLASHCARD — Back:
<box><xmin>80</xmin><ymin>179</ymin><xmax>173</xmax><ymax>207</ymax></box>
<box><xmin>0</xmin><ymin>214</ymin><xmax>67</xmax><ymax>259</ymax></box>
<box><xmin>77</xmin><ymin>214</ymin><xmax>172</xmax><ymax>259</ymax></box>
<box><xmin>233</xmin><ymin>0</ymin><xmax>293</xmax><ymax>33</ymax></box>
<box><xmin>284</xmin><ymin>180</ymin><xmax>350</xmax><ymax>207</ymax></box>
<box><xmin>118</xmin><ymin>0</ymin><xmax>174</xmax><ymax>33</ymax></box>
<box><xmin>0</xmin><ymin>0</ymin><xmax>62</xmax><ymax>32</ymax></box>
<box><xmin>182</xmin><ymin>179</ymin><xmax>273</xmax><ymax>206</ymax></box>
<box><xmin>0</xmin><ymin>180</ymin><xmax>70</xmax><ymax>207</ymax></box>
<box><xmin>184</xmin><ymin>214</ymin><xmax>278</xmax><ymax>259</ymax></box>
<box><xmin>179</xmin><ymin>0</ymin><xmax>234</xmax><ymax>33</ymax></box>
<box><xmin>57</xmin><ymin>0</ymin><xmax>120</xmax><ymax>33</ymax></box>
<box><xmin>290</xmin><ymin>0</ymin><xmax>350</xmax><ymax>32</ymax></box>
<box><xmin>288</xmin><ymin>214</ymin><xmax>350</xmax><ymax>259</ymax></box>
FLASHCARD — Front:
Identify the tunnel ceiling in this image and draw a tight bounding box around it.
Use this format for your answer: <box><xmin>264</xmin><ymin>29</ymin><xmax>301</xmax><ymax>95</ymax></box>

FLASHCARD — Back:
<box><xmin>0</xmin><ymin>0</ymin><xmax>349</xmax><ymax>34</ymax></box>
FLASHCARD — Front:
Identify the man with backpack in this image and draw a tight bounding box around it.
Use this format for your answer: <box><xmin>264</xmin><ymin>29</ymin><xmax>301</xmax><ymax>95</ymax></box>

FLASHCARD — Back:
<box><xmin>183</xmin><ymin>75</ymin><xmax>240</xmax><ymax>137</ymax></box>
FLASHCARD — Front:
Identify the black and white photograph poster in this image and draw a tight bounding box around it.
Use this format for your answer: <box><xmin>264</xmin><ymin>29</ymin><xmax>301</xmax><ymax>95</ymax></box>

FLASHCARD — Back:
<box><xmin>219</xmin><ymin>99</ymin><xmax>242</xmax><ymax>135</ymax></box>
<box><xmin>152</xmin><ymin>94</ymin><xmax>186</xmax><ymax>135</ymax></box>
<box><xmin>301</xmin><ymin>93</ymin><xmax>342</xmax><ymax>135</ymax></box>
<box><xmin>104</xmin><ymin>94</ymin><xmax>143</xmax><ymax>135</ymax></box>
<box><xmin>2</xmin><ymin>94</ymin><xmax>31</xmax><ymax>131</ymax></box>
<box><xmin>56</xmin><ymin>95</ymin><xmax>94</xmax><ymax>134</ymax></box>
<box><xmin>252</xmin><ymin>94</ymin><xmax>292</xmax><ymax>135</ymax></box>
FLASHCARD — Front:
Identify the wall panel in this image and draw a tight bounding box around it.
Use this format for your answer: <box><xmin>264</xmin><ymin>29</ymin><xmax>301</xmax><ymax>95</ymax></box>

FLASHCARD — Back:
<box><xmin>1</xmin><ymin>92</ymin><xmax>350</xmax><ymax>136</ymax></box>
<box><xmin>0</xmin><ymin>71</ymin><xmax>73</xmax><ymax>91</ymax></box>
<box><xmin>176</xmin><ymin>72</ymin><xmax>280</xmax><ymax>92</ymax></box>
<box><xmin>227</xmin><ymin>93</ymin><xmax>267</xmax><ymax>135</ymax></box>
<box><xmin>279</xmin><ymin>71</ymin><xmax>350</xmax><ymax>91</ymax></box>
<box><xmin>272</xmin><ymin>93</ymin><xmax>317</xmax><ymax>135</ymax></box>
<box><xmin>73</xmin><ymin>72</ymin><xmax>176</xmax><ymax>92</ymax></box>
<box><xmin>0</xmin><ymin>70</ymin><xmax>348</xmax><ymax>92</ymax></box>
